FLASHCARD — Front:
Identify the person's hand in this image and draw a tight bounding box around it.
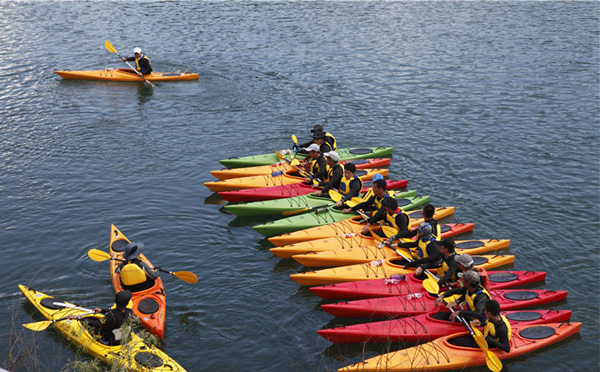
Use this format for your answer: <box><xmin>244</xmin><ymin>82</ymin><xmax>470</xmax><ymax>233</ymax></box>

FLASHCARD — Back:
<box><xmin>313</xmin><ymin>190</ymin><xmax>322</xmax><ymax>196</ymax></box>
<box><xmin>66</xmin><ymin>314</ymin><xmax>79</xmax><ymax>320</ymax></box>
<box><xmin>434</xmin><ymin>296</ymin><xmax>445</xmax><ymax>307</ymax></box>
<box><xmin>121</xmin><ymin>57</ymin><xmax>126</xmax><ymax>62</ymax></box>
<box><xmin>335</xmin><ymin>200</ymin><xmax>343</xmax><ymax>207</ymax></box>
<box><xmin>446</xmin><ymin>301</ymin><xmax>458</xmax><ymax>309</ymax></box>
<box><xmin>415</xmin><ymin>267</ymin><xmax>424</xmax><ymax>276</ymax></box>
<box><xmin>449</xmin><ymin>312</ymin><xmax>459</xmax><ymax>322</ymax></box>
<box><xmin>361</xmin><ymin>224</ymin><xmax>370</xmax><ymax>235</ymax></box>
<box><xmin>154</xmin><ymin>266</ymin><xmax>161</xmax><ymax>271</ymax></box>
<box><xmin>93</xmin><ymin>307</ymin><xmax>103</xmax><ymax>313</ymax></box>
<box><xmin>342</xmin><ymin>208</ymin><xmax>351</xmax><ymax>214</ymax></box>
<box><xmin>471</xmin><ymin>319</ymin><xmax>481</xmax><ymax>327</ymax></box>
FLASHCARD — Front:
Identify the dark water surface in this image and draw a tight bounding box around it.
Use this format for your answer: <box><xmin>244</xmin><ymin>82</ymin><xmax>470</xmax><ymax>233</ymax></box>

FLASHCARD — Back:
<box><xmin>1</xmin><ymin>1</ymin><xmax>598</xmax><ymax>371</ymax></box>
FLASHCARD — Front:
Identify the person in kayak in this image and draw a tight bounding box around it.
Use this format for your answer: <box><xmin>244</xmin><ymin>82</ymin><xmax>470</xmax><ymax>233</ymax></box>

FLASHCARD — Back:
<box><xmin>121</xmin><ymin>47</ymin><xmax>152</xmax><ymax>75</ymax></box>
<box><xmin>386</xmin><ymin>204</ymin><xmax>440</xmax><ymax>245</ymax></box>
<box><xmin>302</xmin><ymin>143</ymin><xmax>327</xmax><ymax>184</ymax></box>
<box><xmin>397</xmin><ymin>222</ymin><xmax>442</xmax><ymax>274</ymax></box>
<box><xmin>455</xmin><ymin>253</ymin><xmax>490</xmax><ymax>289</ymax></box>
<box><xmin>66</xmin><ymin>290</ymin><xmax>134</xmax><ymax>346</ymax></box>
<box><xmin>434</xmin><ymin>270</ymin><xmax>491</xmax><ymax>323</ymax></box>
<box><xmin>313</xmin><ymin>151</ymin><xmax>343</xmax><ymax>196</ymax></box>
<box><xmin>297</xmin><ymin>124</ymin><xmax>337</xmax><ymax>153</ymax></box>
<box><xmin>341</xmin><ymin>175</ymin><xmax>388</xmax><ymax>214</ymax></box>
<box><xmin>115</xmin><ymin>242</ymin><xmax>159</xmax><ymax>291</ymax></box>
<box><xmin>334</xmin><ymin>163</ymin><xmax>363</xmax><ymax>207</ymax></box>
<box><xmin>435</xmin><ymin>238</ymin><xmax>459</xmax><ymax>288</ymax></box>
<box><xmin>471</xmin><ymin>300</ymin><xmax>512</xmax><ymax>352</ymax></box>
<box><xmin>361</xmin><ymin>197</ymin><xmax>411</xmax><ymax>238</ymax></box>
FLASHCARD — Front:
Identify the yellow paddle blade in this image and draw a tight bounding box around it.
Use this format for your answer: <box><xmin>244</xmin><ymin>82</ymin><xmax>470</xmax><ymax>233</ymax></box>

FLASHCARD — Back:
<box><xmin>88</xmin><ymin>249</ymin><xmax>111</xmax><ymax>262</ymax></box>
<box><xmin>104</xmin><ymin>40</ymin><xmax>116</xmax><ymax>54</ymax></box>
<box><xmin>381</xmin><ymin>225</ymin><xmax>398</xmax><ymax>238</ymax></box>
<box><xmin>173</xmin><ymin>271</ymin><xmax>198</xmax><ymax>284</ymax></box>
<box><xmin>275</xmin><ymin>148</ymin><xmax>285</xmax><ymax>160</ymax></box>
<box><xmin>328</xmin><ymin>189</ymin><xmax>342</xmax><ymax>202</ymax></box>
<box><xmin>292</xmin><ymin>135</ymin><xmax>298</xmax><ymax>145</ymax></box>
<box><xmin>351</xmin><ymin>196</ymin><xmax>365</xmax><ymax>204</ymax></box>
<box><xmin>471</xmin><ymin>325</ymin><xmax>503</xmax><ymax>372</ymax></box>
<box><xmin>422</xmin><ymin>278</ymin><xmax>439</xmax><ymax>294</ymax></box>
<box><xmin>23</xmin><ymin>320</ymin><xmax>53</xmax><ymax>331</ymax></box>
<box><xmin>345</xmin><ymin>200</ymin><xmax>357</xmax><ymax>208</ymax></box>
<box><xmin>282</xmin><ymin>208</ymin><xmax>309</xmax><ymax>216</ymax></box>
<box><xmin>290</xmin><ymin>158</ymin><xmax>300</xmax><ymax>166</ymax></box>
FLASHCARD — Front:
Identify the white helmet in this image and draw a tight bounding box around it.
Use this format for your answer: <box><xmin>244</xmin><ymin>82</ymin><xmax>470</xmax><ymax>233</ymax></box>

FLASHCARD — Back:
<box><xmin>133</xmin><ymin>47</ymin><xmax>142</xmax><ymax>54</ymax></box>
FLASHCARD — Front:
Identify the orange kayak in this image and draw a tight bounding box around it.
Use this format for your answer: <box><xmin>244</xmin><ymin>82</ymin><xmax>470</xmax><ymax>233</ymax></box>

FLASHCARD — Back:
<box><xmin>290</xmin><ymin>254</ymin><xmax>515</xmax><ymax>286</ymax></box>
<box><xmin>338</xmin><ymin>322</ymin><xmax>581</xmax><ymax>372</ymax></box>
<box><xmin>268</xmin><ymin>206</ymin><xmax>456</xmax><ymax>246</ymax></box>
<box><xmin>109</xmin><ymin>225</ymin><xmax>166</xmax><ymax>338</ymax></box>
<box><xmin>56</xmin><ymin>68</ymin><xmax>198</xmax><ymax>82</ymax></box>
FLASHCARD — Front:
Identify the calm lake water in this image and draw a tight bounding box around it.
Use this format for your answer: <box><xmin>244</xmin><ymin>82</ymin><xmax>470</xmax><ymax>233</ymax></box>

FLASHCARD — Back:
<box><xmin>0</xmin><ymin>1</ymin><xmax>598</xmax><ymax>371</ymax></box>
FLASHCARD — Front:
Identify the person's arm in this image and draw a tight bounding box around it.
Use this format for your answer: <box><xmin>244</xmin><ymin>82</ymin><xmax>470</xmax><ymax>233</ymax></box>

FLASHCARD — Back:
<box><xmin>486</xmin><ymin>323</ymin><xmax>511</xmax><ymax>353</ymax></box>
<box><xmin>388</xmin><ymin>214</ymin><xmax>411</xmax><ymax>241</ymax></box>
<box><xmin>310</xmin><ymin>157</ymin><xmax>328</xmax><ymax>181</ymax></box>
<box><xmin>437</xmin><ymin>259</ymin><xmax>460</xmax><ymax>287</ymax></box>
<box><xmin>140</xmin><ymin>261</ymin><xmax>159</xmax><ymax>280</ymax></box>
<box><xmin>458</xmin><ymin>292</ymin><xmax>488</xmax><ymax>320</ymax></box>
<box><xmin>350</xmin><ymin>194</ymin><xmax>376</xmax><ymax>212</ymax></box>
<box><xmin>320</xmin><ymin>167</ymin><xmax>343</xmax><ymax>193</ymax></box>
<box><xmin>341</xmin><ymin>179</ymin><xmax>362</xmax><ymax>202</ymax></box>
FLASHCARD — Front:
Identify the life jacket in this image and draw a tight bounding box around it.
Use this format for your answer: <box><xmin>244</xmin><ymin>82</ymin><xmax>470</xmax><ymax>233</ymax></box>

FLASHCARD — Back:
<box><xmin>101</xmin><ymin>308</ymin><xmax>134</xmax><ymax>346</ymax></box>
<box><xmin>437</xmin><ymin>253</ymin><xmax>458</xmax><ymax>281</ymax></box>
<box><xmin>411</xmin><ymin>223</ymin><xmax>438</xmax><ymax>259</ymax></box>
<box><xmin>309</xmin><ymin>156</ymin><xmax>325</xmax><ymax>175</ymax></box>
<box><xmin>457</xmin><ymin>267</ymin><xmax>490</xmax><ymax>290</ymax></box>
<box><xmin>339</xmin><ymin>175</ymin><xmax>363</xmax><ymax>196</ymax></box>
<box><xmin>484</xmin><ymin>315</ymin><xmax>512</xmax><ymax>342</ymax></box>
<box><xmin>324</xmin><ymin>132</ymin><xmax>337</xmax><ymax>151</ymax></box>
<box><xmin>323</xmin><ymin>163</ymin><xmax>342</xmax><ymax>183</ymax></box>
<box><xmin>120</xmin><ymin>262</ymin><xmax>147</xmax><ymax>286</ymax></box>
<box><xmin>319</xmin><ymin>141</ymin><xmax>333</xmax><ymax>154</ymax></box>
<box><xmin>463</xmin><ymin>285</ymin><xmax>492</xmax><ymax>322</ymax></box>
<box><xmin>135</xmin><ymin>54</ymin><xmax>151</xmax><ymax>73</ymax></box>
<box><xmin>385</xmin><ymin>207</ymin><xmax>411</xmax><ymax>232</ymax></box>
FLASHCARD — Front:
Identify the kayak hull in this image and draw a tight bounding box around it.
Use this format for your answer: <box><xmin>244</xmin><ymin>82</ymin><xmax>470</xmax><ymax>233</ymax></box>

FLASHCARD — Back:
<box><xmin>18</xmin><ymin>285</ymin><xmax>186</xmax><ymax>372</ymax></box>
<box><xmin>205</xmin><ymin>168</ymin><xmax>388</xmax><ymax>192</ymax></box>
<box><xmin>268</xmin><ymin>206</ymin><xmax>456</xmax><ymax>246</ymax></box>
<box><xmin>290</xmin><ymin>254</ymin><xmax>515</xmax><ymax>286</ymax></box>
<box><xmin>272</xmin><ymin>222</ymin><xmax>474</xmax><ymax>259</ymax></box>
<box><xmin>310</xmin><ymin>270</ymin><xmax>547</xmax><ymax>300</ymax></box>
<box><xmin>253</xmin><ymin>195</ymin><xmax>431</xmax><ymax>237</ymax></box>
<box><xmin>319</xmin><ymin>309</ymin><xmax>572</xmax><ymax>343</ymax></box>
<box><xmin>226</xmin><ymin>189</ymin><xmax>416</xmax><ymax>217</ymax></box>
<box><xmin>321</xmin><ymin>288</ymin><xmax>567</xmax><ymax>318</ymax></box>
<box><xmin>210</xmin><ymin>158</ymin><xmax>391</xmax><ymax>180</ymax></box>
<box><xmin>292</xmin><ymin>237</ymin><xmax>505</xmax><ymax>267</ymax></box>
<box><xmin>219</xmin><ymin>146</ymin><xmax>394</xmax><ymax>169</ymax></box>
<box><xmin>109</xmin><ymin>225</ymin><xmax>166</xmax><ymax>338</ymax></box>
<box><xmin>338</xmin><ymin>323</ymin><xmax>581</xmax><ymax>372</ymax></box>
<box><xmin>56</xmin><ymin>68</ymin><xmax>198</xmax><ymax>82</ymax></box>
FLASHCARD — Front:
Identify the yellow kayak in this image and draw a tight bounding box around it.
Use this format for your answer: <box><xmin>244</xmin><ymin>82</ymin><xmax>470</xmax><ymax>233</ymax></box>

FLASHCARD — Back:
<box><xmin>56</xmin><ymin>68</ymin><xmax>198</xmax><ymax>82</ymax></box>
<box><xmin>19</xmin><ymin>285</ymin><xmax>186</xmax><ymax>371</ymax></box>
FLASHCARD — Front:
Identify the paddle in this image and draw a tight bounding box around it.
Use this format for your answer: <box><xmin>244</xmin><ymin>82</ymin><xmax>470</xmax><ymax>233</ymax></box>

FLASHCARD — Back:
<box><xmin>355</xmin><ymin>210</ymin><xmax>397</xmax><ymax>238</ymax></box>
<box><xmin>23</xmin><ymin>311</ymin><xmax>96</xmax><ymax>331</ymax></box>
<box><xmin>104</xmin><ymin>40</ymin><xmax>155</xmax><ymax>87</ymax></box>
<box><xmin>282</xmin><ymin>188</ymin><xmax>344</xmax><ymax>216</ymax></box>
<box><xmin>87</xmin><ymin>249</ymin><xmax>198</xmax><ymax>284</ymax></box>
<box><xmin>292</xmin><ymin>134</ymin><xmax>299</xmax><ymax>153</ymax></box>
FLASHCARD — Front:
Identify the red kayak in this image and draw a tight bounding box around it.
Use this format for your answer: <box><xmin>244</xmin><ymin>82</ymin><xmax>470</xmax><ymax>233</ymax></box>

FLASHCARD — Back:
<box><xmin>321</xmin><ymin>289</ymin><xmax>568</xmax><ymax>318</ymax></box>
<box><xmin>219</xmin><ymin>179</ymin><xmax>408</xmax><ymax>202</ymax></box>
<box><xmin>318</xmin><ymin>309</ymin><xmax>571</xmax><ymax>344</ymax></box>
<box><xmin>310</xmin><ymin>270</ymin><xmax>547</xmax><ymax>300</ymax></box>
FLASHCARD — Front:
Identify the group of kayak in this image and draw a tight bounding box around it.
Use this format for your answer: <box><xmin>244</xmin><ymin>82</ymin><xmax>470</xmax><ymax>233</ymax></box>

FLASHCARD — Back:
<box><xmin>210</xmin><ymin>130</ymin><xmax>579</xmax><ymax>372</ymax></box>
<box><xmin>20</xmin><ymin>225</ymin><xmax>197</xmax><ymax>371</ymax></box>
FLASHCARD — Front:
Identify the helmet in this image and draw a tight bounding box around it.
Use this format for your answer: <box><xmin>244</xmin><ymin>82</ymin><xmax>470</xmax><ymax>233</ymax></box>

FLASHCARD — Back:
<box><xmin>133</xmin><ymin>47</ymin><xmax>142</xmax><ymax>54</ymax></box>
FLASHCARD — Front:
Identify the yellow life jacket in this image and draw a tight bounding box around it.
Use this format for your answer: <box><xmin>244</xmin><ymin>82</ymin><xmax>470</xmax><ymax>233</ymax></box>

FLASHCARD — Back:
<box><xmin>120</xmin><ymin>263</ymin><xmax>147</xmax><ymax>286</ymax></box>
<box><xmin>463</xmin><ymin>286</ymin><xmax>492</xmax><ymax>321</ymax></box>
<box><xmin>324</xmin><ymin>132</ymin><xmax>337</xmax><ymax>151</ymax></box>
<box><xmin>411</xmin><ymin>223</ymin><xmax>440</xmax><ymax>259</ymax></box>
<box><xmin>339</xmin><ymin>175</ymin><xmax>363</xmax><ymax>196</ymax></box>
<box><xmin>484</xmin><ymin>315</ymin><xmax>512</xmax><ymax>342</ymax></box>
<box><xmin>323</xmin><ymin>163</ymin><xmax>342</xmax><ymax>182</ymax></box>
<box><xmin>135</xmin><ymin>55</ymin><xmax>151</xmax><ymax>73</ymax></box>
<box><xmin>437</xmin><ymin>253</ymin><xmax>458</xmax><ymax>280</ymax></box>
<box><xmin>309</xmin><ymin>156</ymin><xmax>324</xmax><ymax>175</ymax></box>
<box><xmin>385</xmin><ymin>207</ymin><xmax>411</xmax><ymax>232</ymax></box>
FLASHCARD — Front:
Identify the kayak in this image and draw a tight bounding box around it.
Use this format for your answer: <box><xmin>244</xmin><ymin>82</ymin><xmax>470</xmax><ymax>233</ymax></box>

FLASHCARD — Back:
<box><xmin>55</xmin><ymin>68</ymin><xmax>198</xmax><ymax>82</ymax></box>
<box><xmin>225</xmin><ymin>189</ymin><xmax>417</xmax><ymax>217</ymax></box>
<box><xmin>210</xmin><ymin>158</ymin><xmax>391</xmax><ymax>180</ymax></box>
<box><xmin>253</xmin><ymin>195</ymin><xmax>430</xmax><ymax>237</ymax></box>
<box><xmin>338</xmin><ymin>322</ymin><xmax>581</xmax><ymax>372</ymax></box>
<box><xmin>321</xmin><ymin>288</ymin><xmax>568</xmax><ymax>318</ymax></box>
<box><xmin>310</xmin><ymin>270</ymin><xmax>547</xmax><ymax>300</ymax></box>
<box><xmin>289</xmin><ymin>254</ymin><xmax>515</xmax><ymax>286</ymax></box>
<box><xmin>218</xmin><ymin>179</ymin><xmax>408</xmax><ymax>203</ymax></box>
<box><xmin>204</xmin><ymin>168</ymin><xmax>388</xmax><ymax>192</ymax></box>
<box><xmin>293</xmin><ymin>237</ymin><xmax>506</xmax><ymax>268</ymax></box>
<box><xmin>18</xmin><ymin>285</ymin><xmax>186</xmax><ymax>372</ymax></box>
<box><xmin>319</xmin><ymin>309</ymin><xmax>572</xmax><ymax>344</ymax></box>
<box><xmin>109</xmin><ymin>225</ymin><xmax>166</xmax><ymax>339</ymax></box>
<box><xmin>219</xmin><ymin>146</ymin><xmax>394</xmax><ymax>169</ymax></box>
<box><xmin>268</xmin><ymin>207</ymin><xmax>456</xmax><ymax>246</ymax></box>
<box><xmin>270</xmin><ymin>223</ymin><xmax>476</xmax><ymax>259</ymax></box>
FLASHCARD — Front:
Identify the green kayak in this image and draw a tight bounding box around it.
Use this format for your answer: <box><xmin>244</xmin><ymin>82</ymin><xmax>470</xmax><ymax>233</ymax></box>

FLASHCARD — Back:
<box><xmin>253</xmin><ymin>195</ymin><xmax>430</xmax><ymax>236</ymax></box>
<box><xmin>226</xmin><ymin>190</ymin><xmax>417</xmax><ymax>217</ymax></box>
<box><xmin>219</xmin><ymin>146</ymin><xmax>393</xmax><ymax>169</ymax></box>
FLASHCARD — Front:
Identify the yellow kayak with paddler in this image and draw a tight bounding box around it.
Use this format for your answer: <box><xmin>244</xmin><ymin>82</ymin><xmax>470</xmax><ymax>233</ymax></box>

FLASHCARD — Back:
<box><xmin>55</xmin><ymin>68</ymin><xmax>198</xmax><ymax>82</ymax></box>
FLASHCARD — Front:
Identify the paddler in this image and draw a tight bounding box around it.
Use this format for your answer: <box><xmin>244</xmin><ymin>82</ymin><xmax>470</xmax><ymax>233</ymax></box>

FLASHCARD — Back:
<box><xmin>121</xmin><ymin>47</ymin><xmax>152</xmax><ymax>75</ymax></box>
<box><xmin>334</xmin><ymin>163</ymin><xmax>363</xmax><ymax>207</ymax></box>
<box><xmin>386</xmin><ymin>204</ymin><xmax>440</xmax><ymax>245</ymax></box>
<box><xmin>297</xmin><ymin>124</ymin><xmax>337</xmax><ymax>153</ymax></box>
<box><xmin>396</xmin><ymin>222</ymin><xmax>442</xmax><ymax>275</ymax></box>
<box><xmin>341</xmin><ymin>175</ymin><xmax>388</xmax><ymax>214</ymax></box>
<box><xmin>66</xmin><ymin>290</ymin><xmax>134</xmax><ymax>346</ymax></box>
<box><xmin>115</xmin><ymin>242</ymin><xmax>159</xmax><ymax>291</ymax></box>
<box><xmin>313</xmin><ymin>151</ymin><xmax>343</xmax><ymax>197</ymax></box>
<box><xmin>302</xmin><ymin>143</ymin><xmax>327</xmax><ymax>184</ymax></box>
<box><xmin>435</xmin><ymin>238</ymin><xmax>460</xmax><ymax>288</ymax></box>
<box><xmin>361</xmin><ymin>197</ymin><xmax>411</xmax><ymax>238</ymax></box>
<box><xmin>455</xmin><ymin>253</ymin><xmax>490</xmax><ymax>289</ymax></box>
<box><xmin>471</xmin><ymin>300</ymin><xmax>511</xmax><ymax>352</ymax></box>
<box><xmin>433</xmin><ymin>270</ymin><xmax>491</xmax><ymax>323</ymax></box>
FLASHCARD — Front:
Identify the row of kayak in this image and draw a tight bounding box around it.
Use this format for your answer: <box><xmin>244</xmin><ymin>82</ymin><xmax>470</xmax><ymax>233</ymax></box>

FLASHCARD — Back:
<box><xmin>20</xmin><ymin>225</ymin><xmax>189</xmax><ymax>371</ymax></box>
<box><xmin>210</xmin><ymin>145</ymin><xmax>579</xmax><ymax>372</ymax></box>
